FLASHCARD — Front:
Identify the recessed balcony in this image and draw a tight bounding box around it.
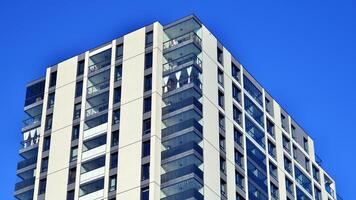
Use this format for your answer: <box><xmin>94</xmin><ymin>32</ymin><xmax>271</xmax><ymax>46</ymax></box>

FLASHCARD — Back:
<box><xmin>161</xmin><ymin>177</ymin><xmax>203</xmax><ymax>198</ymax></box>
<box><xmin>163</xmin><ymin>54</ymin><xmax>202</xmax><ymax>76</ymax></box>
<box><xmin>163</xmin><ymin>31</ymin><xmax>202</xmax><ymax>61</ymax></box>
<box><xmin>161</xmin><ymin>164</ymin><xmax>203</xmax><ymax>184</ymax></box>
<box><xmin>162</xmin><ymin>97</ymin><xmax>202</xmax><ymax>116</ymax></box>
<box><xmin>162</xmin><ymin>141</ymin><xmax>203</xmax><ymax>161</ymax></box>
<box><xmin>88</xmin><ymin>49</ymin><xmax>111</xmax><ymax>75</ymax></box>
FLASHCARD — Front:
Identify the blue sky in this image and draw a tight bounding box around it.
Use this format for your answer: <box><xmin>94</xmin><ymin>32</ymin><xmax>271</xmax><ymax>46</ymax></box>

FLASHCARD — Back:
<box><xmin>0</xmin><ymin>0</ymin><xmax>355</xmax><ymax>199</ymax></box>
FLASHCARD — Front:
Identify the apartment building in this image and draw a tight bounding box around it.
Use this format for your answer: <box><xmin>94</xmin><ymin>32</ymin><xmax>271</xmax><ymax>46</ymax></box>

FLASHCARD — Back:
<box><xmin>15</xmin><ymin>15</ymin><xmax>338</xmax><ymax>200</ymax></box>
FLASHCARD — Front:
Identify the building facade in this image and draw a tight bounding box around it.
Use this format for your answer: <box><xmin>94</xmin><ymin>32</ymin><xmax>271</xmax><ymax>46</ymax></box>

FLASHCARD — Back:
<box><xmin>15</xmin><ymin>15</ymin><xmax>338</xmax><ymax>200</ymax></box>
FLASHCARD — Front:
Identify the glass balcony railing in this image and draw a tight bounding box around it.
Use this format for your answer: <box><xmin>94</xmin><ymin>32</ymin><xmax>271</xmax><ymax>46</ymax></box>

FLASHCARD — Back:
<box><xmin>22</xmin><ymin>114</ymin><xmax>42</xmax><ymax>128</ymax></box>
<box><xmin>163</xmin><ymin>54</ymin><xmax>202</xmax><ymax>72</ymax></box>
<box><xmin>14</xmin><ymin>177</ymin><xmax>35</xmax><ymax>191</ymax></box>
<box><xmin>17</xmin><ymin>157</ymin><xmax>37</xmax><ymax>170</ymax></box>
<box><xmin>24</xmin><ymin>95</ymin><xmax>44</xmax><ymax>107</ymax></box>
<box><xmin>88</xmin><ymin>60</ymin><xmax>111</xmax><ymax>74</ymax></box>
<box><xmin>163</xmin><ymin>76</ymin><xmax>201</xmax><ymax>94</ymax></box>
<box><xmin>247</xmin><ymin>170</ymin><xmax>268</xmax><ymax>193</ymax></box>
<box><xmin>161</xmin><ymin>164</ymin><xmax>203</xmax><ymax>183</ymax></box>
<box><xmin>161</xmin><ymin>188</ymin><xmax>203</xmax><ymax>200</ymax></box>
<box><xmin>162</xmin><ymin>97</ymin><xmax>202</xmax><ymax>116</ymax></box>
<box><xmin>87</xmin><ymin>81</ymin><xmax>110</xmax><ymax>96</ymax></box>
<box><xmin>163</xmin><ymin>32</ymin><xmax>201</xmax><ymax>51</ymax></box>
<box><xmin>86</xmin><ymin>103</ymin><xmax>108</xmax><ymax>118</ymax></box>
<box><xmin>162</xmin><ymin>142</ymin><xmax>203</xmax><ymax>160</ymax></box>
<box><xmin>162</xmin><ymin>119</ymin><xmax>202</xmax><ymax>138</ymax></box>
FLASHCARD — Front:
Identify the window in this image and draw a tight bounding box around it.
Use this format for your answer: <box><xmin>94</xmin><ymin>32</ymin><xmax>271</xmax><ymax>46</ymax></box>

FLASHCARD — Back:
<box><xmin>235</xmin><ymin>150</ymin><xmax>243</xmax><ymax>167</ymax></box>
<box><xmin>265</xmin><ymin>97</ymin><xmax>273</xmax><ymax>115</ymax></box>
<box><xmin>75</xmin><ymin>81</ymin><xmax>83</xmax><ymax>98</ymax></box>
<box><xmin>142</xmin><ymin>118</ymin><xmax>151</xmax><ymax>135</ymax></box>
<box><xmin>291</xmin><ymin>125</ymin><xmax>296</xmax><ymax>139</ymax></box>
<box><xmin>312</xmin><ymin>165</ymin><xmax>320</xmax><ymax>182</ymax></box>
<box><xmin>45</xmin><ymin>114</ymin><xmax>53</xmax><ymax>131</ymax></box>
<box><xmin>77</xmin><ymin>60</ymin><xmax>84</xmax><ymax>76</ymax></box>
<box><xmin>235</xmin><ymin>171</ymin><xmax>244</xmax><ymax>189</ymax></box>
<box><xmin>284</xmin><ymin>155</ymin><xmax>292</xmax><ymax>174</ymax></box>
<box><xmin>266</xmin><ymin>119</ymin><xmax>275</xmax><ymax>138</ymax></box>
<box><xmin>303</xmin><ymin>137</ymin><xmax>309</xmax><ymax>152</ymax></box>
<box><xmin>220</xmin><ymin>179</ymin><xmax>227</xmax><ymax>196</ymax></box>
<box><xmin>233</xmin><ymin>105</ymin><xmax>242</xmax><ymax>125</ymax></box>
<box><xmin>70</xmin><ymin>146</ymin><xmax>78</xmax><ymax>162</ymax></box>
<box><xmin>281</xmin><ymin>113</ymin><xmax>288</xmax><ymax>131</ymax></box>
<box><xmin>114</xmin><ymin>87</ymin><xmax>121</xmax><ymax>104</ymax></box>
<box><xmin>113</xmin><ymin>109</ymin><xmax>120</xmax><ymax>124</ymax></box>
<box><xmin>314</xmin><ymin>186</ymin><xmax>322</xmax><ymax>200</ymax></box>
<box><xmin>270</xmin><ymin>182</ymin><xmax>279</xmax><ymax>199</ymax></box>
<box><xmin>285</xmin><ymin>177</ymin><xmax>294</xmax><ymax>194</ymax></box>
<box><xmin>220</xmin><ymin>157</ymin><xmax>226</xmax><ymax>174</ymax></box>
<box><xmin>38</xmin><ymin>178</ymin><xmax>47</xmax><ymax>194</ymax></box>
<box><xmin>67</xmin><ymin>190</ymin><xmax>75</xmax><ymax>200</ymax></box>
<box><xmin>219</xmin><ymin>135</ymin><xmax>226</xmax><ymax>151</ymax></box>
<box><xmin>244</xmin><ymin>95</ymin><xmax>264</xmax><ymax>127</ymax></box>
<box><xmin>142</xmin><ymin>140</ymin><xmax>150</xmax><ymax>157</ymax></box>
<box><xmin>269</xmin><ymin>162</ymin><xmax>278</xmax><ymax>179</ymax></box>
<box><xmin>231</xmin><ymin>62</ymin><xmax>240</xmax><ymax>82</ymax></box>
<box><xmin>217</xmin><ymin>47</ymin><xmax>223</xmax><ymax>64</ymax></box>
<box><xmin>293</xmin><ymin>145</ymin><xmax>297</xmax><ymax>159</ymax></box>
<box><xmin>49</xmin><ymin>71</ymin><xmax>57</xmax><ymax>88</ymax></box>
<box><xmin>283</xmin><ymin>135</ymin><xmax>291</xmax><ymax>153</ymax></box>
<box><xmin>41</xmin><ymin>157</ymin><xmax>48</xmax><ymax>172</ymax></box>
<box><xmin>219</xmin><ymin>112</ymin><xmax>225</xmax><ymax>130</ymax></box>
<box><xmin>73</xmin><ymin>103</ymin><xmax>81</xmax><ymax>120</ymax></box>
<box><xmin>218</xmin><ymin>90</ymin><xmax>224</xmax><ymax>108</ymax></box>
<box><xmin>245</xmin><ymin>117</ymin><xmax>265</xmax><ymax>148</ymax></box>
<box><xmin>145</xmin><ymin>52</ymin><xmax>153</xmax><ymax>69</ymax></box>
<box><xmin>110</xmin><ymin>152</ymin><xmax>118</xmax><ymax>169</ymax></box>
<box><xmin>234</xmin><ymin>127</ymin><xmax>243</xmax><ymax>146</ymax></box>
<box><xmin>43</xmin><ymin>136</ymin><xmax>51</xmax><ymax>151</ymax></box>
<box><xmin>243</xmin><ymin>75</ymin><xmax>262</xmax><ymax>105</ymax></box>
<box><xmin>109</xmin><ymin>175</ymin><xmax>117</xmax><ymax>192</ymax></box>
<box><xmin>141</xmin><ymin>163</ymin><xmax>150</xmax><ymax>181</ymax></box>
<box><xmin>141</xmin><ymin>187</ymin><xmax>149</xmax><ymax>200</ymax></box>
<box><xmin>68</xmin><ymin>167</ymin><xmax>76</xmax><ymax>184</ymax></box>
<box><xmin>116</xmin><ymin>44</ymin><xmax>123</xmax><ymax>59</ymax></box>
<box><xmin>144</xmin><ymin>74</ymin><xmax>152</xmax><ymax>92</ymax></box>
<box><xmin>268</xmin><ymin>140</ymin><xmax>276</xmax><ymax>159</ymax></box>
<box><xmin>232</xmin><ymin>84</ymin><xmax>241</xmax><ymax>103</ymax></box>
<box><xmin>143</xmin><ymin>97</ymin><xmax>151</xmax><ymax>113</ymax></box>
<box><xmin>72</xmin><ymin>125</ymin><xmax>80</xmax><ymax>140</ymax></box>
<box><xmin>145</xmin><ymin>31</ymin><xmax>153</xmax><ymax>47</ymax></box>
<box><xmin>47</xmin><ymin>92</ymin><xmax>55</xmax><ymax>109</ymax></box>
<box><xmin>295</xmin><ymin>166</ymin><xmax>312</xmax><ymax>194</ymax></box>
<box><xmin>111</xmin><ymin>131</ymin><xmax>119</xmax><ymax>147</ymax></box>
<box><xmin>115</xmin><ymin>64</ymin><xmax>122</xmax><ymax>81</ymax></box>
<box><xmin>217</xmin><ymin>68</ymin><xmax>224</xmax><ymax>86</ymax></box>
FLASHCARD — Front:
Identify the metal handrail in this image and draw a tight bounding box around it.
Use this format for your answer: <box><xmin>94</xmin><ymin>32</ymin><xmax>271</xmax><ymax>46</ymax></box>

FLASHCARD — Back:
<box><xmin>163</xmin><ymin>31</ymin><xmax>201</xmax><ymax>50</ymax></box>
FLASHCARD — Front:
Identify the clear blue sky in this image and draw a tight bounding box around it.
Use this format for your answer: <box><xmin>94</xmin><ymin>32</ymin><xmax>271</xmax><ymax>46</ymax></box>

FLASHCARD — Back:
<box><xmin>0</xmin><ymin>0</ymin><xmax>354</xmax><ymax>199</ymax></box>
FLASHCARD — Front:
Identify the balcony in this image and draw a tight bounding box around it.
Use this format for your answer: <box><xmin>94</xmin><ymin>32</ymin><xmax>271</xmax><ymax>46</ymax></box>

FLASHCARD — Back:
<box><xmin>14</xmin><ymin>177</ymin><xmax>35</xmax><ymax>191</ymax></box>
<box><xmin>14</xmin><ymin>188</ymin><xmax>34</xmax><ymax>200</ymax></box>
<box><xmin>20</xmin><ymin>127</ymin><xmax>40</xmax><ymax>151</ymax></box>
<box><xmin>161</xmin><ymin>189</ymin><xmax>203</xmax><ymax>200</ymax></box>
<box><xmin>80</xmin><ymin>166</ymin><xmax>105</xmax><ymax>184</ymax></box>
<box><xmin>82</xmin><ymin>144</ymin><xmax>106</xmax><ymax>161</ymax></box>
<box><xmin>86</xmin><ymin>102</ymin><xmax>108</xmax><ymax>118</ymax></box>
<box><xmin>17</xmin><ymin>157</ymin><xmax>37</xmax><ymax>170</ymax></box>
<box><xmin>163</xmin><ymin>32</ymin><xmax>202</xmax><ymax>61</ymax></box>
<box><xmin>161</xmin><ymin>164</ymin><xmax>203</xmax><ymax>183</ymax></box>
<box><xmin>163</xmin><ymin>97</ymin><xmax>202</xmax><ymax>116</ymax></box>
<box><xmin>162</xmin><ymin>118</ymin><xmax>202</xmax><ymax>138</ymax></box>
<box><xmin>87</xmin><ymin>81</ymin><xmax>110</xmax><ymax>97</ymax></box>
<box><xmin>83</xmin><ymin>123</ymin><xmax>107</xmax><ymax>140</ymax></box>
<box><xmin>161</xmin><ymin>177</ymin><xmax>203</xmax><ymax>198</ymax></box>
<box><xmin>22</xmin><ymin>113</ymin><xmax>41</xmax><ymax>129</ymax></box>
<box><xmin>162</xmin><ymin>142</ymin><xmax>203</xmax><ymax>161</ymax></box>
<box><xmin>163</xmin><ymin>54</ymin><xmax>202</xmax><ymax>75</ymax></box>
<box><xmin>88</xmin><ymin>49</ymin><xmax>111</xmax><ymax>74</ymax></box>
<box><xmin>163</xmin><ymin>74</ymin><xmax>201</xmax><ymax>96</ymax></box>
<box><xmin>24</xmin><ymin>79</ymin><xmax>45</xmax><ymax>107</ymax></box>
